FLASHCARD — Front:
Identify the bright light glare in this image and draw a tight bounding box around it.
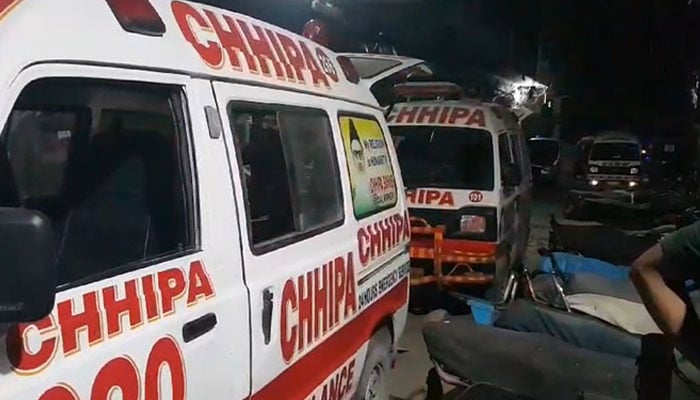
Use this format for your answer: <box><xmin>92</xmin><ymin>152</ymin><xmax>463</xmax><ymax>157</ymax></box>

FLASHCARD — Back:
<box><xmin>629</xmin><ymin>181</ymin><xmax>638</xmax><ymax>188</ymax></box>
<box><xmin>590</xmin><ymin>180</ymin><xmax>599</xmax><ymax>186</ymax></box>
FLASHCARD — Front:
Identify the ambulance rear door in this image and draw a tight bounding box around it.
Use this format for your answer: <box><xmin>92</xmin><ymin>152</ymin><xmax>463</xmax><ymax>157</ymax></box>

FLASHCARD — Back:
<box><xmin>340</xmin><ymin>54</ymin><xmax>434</xmax><ymax>106</ymax></box>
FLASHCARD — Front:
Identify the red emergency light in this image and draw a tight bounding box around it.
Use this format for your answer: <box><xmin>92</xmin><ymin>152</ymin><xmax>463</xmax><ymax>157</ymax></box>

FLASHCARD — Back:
<box><xmin>393</xmin><ymin>82</ymin><xmax>464</xmax><ymax>100</ymax></box>
<box><xmin>336</xmin><ymin>56</ymin><xmax>360</xmax><ymax>84</ymax></box>
<box><xmin>106</xmin><ymin>0</ymin><xmax>166</xmax><ymax>37</ymax></box>
<box><xmin>302</xmin><ymin>19</ymin><xmax>330</xmax><ymax>48</ymax></box>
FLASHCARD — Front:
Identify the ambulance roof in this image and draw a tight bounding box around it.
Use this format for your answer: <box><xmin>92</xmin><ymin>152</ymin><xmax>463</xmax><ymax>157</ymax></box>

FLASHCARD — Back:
<box><xmin>0</xmin><ymin>0</ymin><xmax>379</xmax><ymax>108</ymax></box>
<box><xmin>529</xmin><ymin>136</ymin><xmax>560</xmax><ymax>143</ymax></box>
<box><xmin>386</xmin><ymin>100</ymin><xmax>520</xmax><ymax>133</ymax></box>
<box><xmin>594</xmin><ymin>132</ymin><xmax>640</xmax><ymax>144</ymax></box>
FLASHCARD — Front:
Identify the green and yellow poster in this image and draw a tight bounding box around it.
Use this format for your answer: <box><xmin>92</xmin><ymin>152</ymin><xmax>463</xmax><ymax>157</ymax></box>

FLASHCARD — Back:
<box><xmin>339</xmin><ymin>116</ymin><xmax>397</xmax><ymax>218</ymax></box>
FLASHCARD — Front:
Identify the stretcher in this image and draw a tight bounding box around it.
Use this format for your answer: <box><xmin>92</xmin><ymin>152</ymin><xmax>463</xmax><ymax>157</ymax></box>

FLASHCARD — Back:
<box><xmin>421</xmin><ymin>250</ymin><xmax>700</xmax><ymax>400</ymax></box>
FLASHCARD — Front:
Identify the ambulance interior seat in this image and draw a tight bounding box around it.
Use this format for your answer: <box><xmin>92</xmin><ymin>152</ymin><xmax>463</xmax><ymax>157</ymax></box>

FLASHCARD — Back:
<box><xmin>240</xmin><ymin>113</ymin><xmax>294</xmax><ymax>244</ymax></box>
<box><xmin>2</xmin><ymin>106</ymin><xmax>92</xmax><ymax>221</ymax></box>
<box><xmin>56</xmin><ymin>127</ymin><xmax>181</xmax><ymax>283</ymax></box>
<box><xmin>0</xmin><ymin>142</ymin><xmax>21</xmax><ymax>209</ymax></box>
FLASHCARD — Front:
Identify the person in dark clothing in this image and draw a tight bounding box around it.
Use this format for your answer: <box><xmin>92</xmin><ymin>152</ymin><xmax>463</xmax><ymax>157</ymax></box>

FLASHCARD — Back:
<box><xmin>631</xmin><ymin>220</ymin><xmax>700</xmax><ymax>368</ymax></box>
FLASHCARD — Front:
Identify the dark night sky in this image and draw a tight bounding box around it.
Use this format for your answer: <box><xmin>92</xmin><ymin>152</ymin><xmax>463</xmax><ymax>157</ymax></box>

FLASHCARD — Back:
<box><xmin>206</xmin><ymin>0</ymin><xmax>700</xmax><ymax>138</ymax></box>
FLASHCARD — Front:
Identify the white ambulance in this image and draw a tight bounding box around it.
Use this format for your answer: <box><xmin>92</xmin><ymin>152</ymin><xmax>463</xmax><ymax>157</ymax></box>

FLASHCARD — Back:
<box><xmin>387</xmin><ymin>95</ymin><xmax>532</xmax><ymax>293</ymax></box>
<box><xmin>0</xmin><ymin>1</ymin><xmax>411</xmax><ymax>399</ymax></box>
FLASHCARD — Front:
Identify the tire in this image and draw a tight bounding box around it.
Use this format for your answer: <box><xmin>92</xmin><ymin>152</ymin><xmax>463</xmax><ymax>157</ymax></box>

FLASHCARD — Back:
<box><xmin>353</xmin><ymin>329</ymin><xmax>392</xmax><ymax>400</ymax></box>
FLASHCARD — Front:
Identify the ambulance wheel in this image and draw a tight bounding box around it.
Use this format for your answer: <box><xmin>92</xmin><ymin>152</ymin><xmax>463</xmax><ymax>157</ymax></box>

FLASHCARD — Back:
<box><xmin>355</xmin><ymin>329</ymin><xmax>392</xmax><ymax>400</ymax></box>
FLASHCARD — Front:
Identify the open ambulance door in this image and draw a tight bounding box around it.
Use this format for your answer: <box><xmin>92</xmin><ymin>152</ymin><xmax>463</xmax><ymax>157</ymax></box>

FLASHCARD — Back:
<box><xmin>338</xmin><ymin>54</ymin><xmax>434</xmax><ymax>107</ymax></box>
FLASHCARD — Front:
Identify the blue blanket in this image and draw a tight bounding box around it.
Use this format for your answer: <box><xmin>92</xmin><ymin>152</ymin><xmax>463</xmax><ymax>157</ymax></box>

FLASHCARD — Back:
<box><xmin>539</xmin><ymin>252</ymin><xmax>629</xmax><ymax>281</ymax></box>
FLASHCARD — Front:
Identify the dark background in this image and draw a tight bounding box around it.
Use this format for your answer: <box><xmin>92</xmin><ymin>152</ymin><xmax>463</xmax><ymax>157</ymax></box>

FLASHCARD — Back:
<box><xmin>206</xmin><ymin>0</ymin><xmax>700</xmax><ymax>144</ymax></box>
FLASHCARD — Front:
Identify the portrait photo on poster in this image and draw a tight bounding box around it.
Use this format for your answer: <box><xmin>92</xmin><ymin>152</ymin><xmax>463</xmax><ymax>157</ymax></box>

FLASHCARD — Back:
<box><xmin>339</xmin><ymin>115</ymin><xmax>397</xmax><ymax>219</ymax></box>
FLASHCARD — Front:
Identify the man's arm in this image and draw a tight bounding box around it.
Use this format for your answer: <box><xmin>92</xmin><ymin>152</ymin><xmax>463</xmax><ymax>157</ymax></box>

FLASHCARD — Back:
<box><xmin>631</xmin><ymin>223</ymin><xmax>700</xmax><ymax>367</ymax></box>
<box><xmin>630</xmin><ymin>244</ymin><xmax>688</xmax><ymax>337</ymax></box>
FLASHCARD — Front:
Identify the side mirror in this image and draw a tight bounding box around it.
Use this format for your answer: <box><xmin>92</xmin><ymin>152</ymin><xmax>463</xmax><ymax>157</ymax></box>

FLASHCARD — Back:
<box><xmin>502</xmin><ymin>164</ymin><xmax>522</xmax><ymax>187</ymax></box>
<box><xmin>0</xmin><ymin>208</ymin><xmax>56</xmax><ymax>322</ymax></box>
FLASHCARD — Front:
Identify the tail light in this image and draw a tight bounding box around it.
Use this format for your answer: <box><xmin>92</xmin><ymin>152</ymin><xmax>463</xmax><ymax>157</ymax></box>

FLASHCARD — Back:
<box><xmin>460</xmin><ymin>215</ymin><xmax>486</xmax><ymax>234</ymax></box>
<box><xmin>106</xmin><ymin>0</ymin><xmax>166</xmax><ymax>36</ymax></box>
<box><xmin>336</xmin><ymin>56</ymin><xmax>360</xmax><ymax>84</ymax></box>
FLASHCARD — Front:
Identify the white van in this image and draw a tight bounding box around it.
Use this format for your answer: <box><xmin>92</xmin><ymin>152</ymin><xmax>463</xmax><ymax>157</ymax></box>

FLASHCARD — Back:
<box><xmin>0</xmin><ymin>1</ymin><xmax>410</xmax><ymax>399</ymax></box>
<box><xmin>586</xmin><ymin>132</ymin><xmax>643</xmax><ymax>191</ymax></box>
<box><xmin>387</xmin><ymin>97</ymin><xmax>532</xmax><ymax>292</ymax></box>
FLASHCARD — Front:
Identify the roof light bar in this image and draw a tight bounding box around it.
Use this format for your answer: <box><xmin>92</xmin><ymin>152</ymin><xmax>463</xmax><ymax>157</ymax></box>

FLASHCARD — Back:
<box><xmin>393</xmin><ymin>82</ymin><xmax>464</xmax><ymax>99</ymax></box>
<box><xmin>106</xmin><ymin>0</ymin><xmax>166</xmax><ymax>37</ymax></box>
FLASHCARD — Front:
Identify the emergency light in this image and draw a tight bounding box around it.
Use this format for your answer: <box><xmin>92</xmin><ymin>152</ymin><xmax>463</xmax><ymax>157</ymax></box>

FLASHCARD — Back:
<box><xmin>302</xmin><ymin>19</ymin><xmax>330</xmax><ymax>47</ymax></box>
<box><xmin>393</xmin><ymin>82</ymin><xmax>464</xmax><ymax>100</ymax></box>
<box><xmin>106</xmin><ymin>0</ymin><xmax>166</xmax><ymax>36</ymax></box>
<box><xmin>337</xmin><ymin>56</ymin><xmax>360</xmax><ymax>84</ymax></box>
<box><xmin>302</xmin><ymin>18</ymin><xmax>360</xmax><ymax>84</ymax></box>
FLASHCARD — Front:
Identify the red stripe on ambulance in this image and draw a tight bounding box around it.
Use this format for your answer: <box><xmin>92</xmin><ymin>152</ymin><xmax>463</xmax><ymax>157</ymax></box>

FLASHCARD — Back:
<box><xmin>0</xmin><ymin>0</ymin><xmax>22</xmax><ymax>21</ymax></box>
<box><xmin>255</xmin><ymin>278</ymin><xmax>408</xmax><ymax>400</ymax></box>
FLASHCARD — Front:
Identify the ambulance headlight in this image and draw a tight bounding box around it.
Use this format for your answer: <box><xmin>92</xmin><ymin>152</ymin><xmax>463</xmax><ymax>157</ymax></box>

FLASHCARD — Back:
<box><xmin>589</xmin><ymin>166</ymin><xmax>599</xmax><ymax>173</ymax></box>
<box><xmin>630</xmin><ymin>167</ymin><xmax>639</xmax><ymax>174</ymax></box>
<box><xmin>629</xmin><ymin>181</ymin><xmax>638</xmax><ymax>188</ymax></box>
<box><xmin>460</xmin><ymin>215</ymin><xmax>486</xmax><ymax>234</ymax></box>
<box><xmin>589</xmin><ymin>180</ymin><xmax>599</xmax><ymax>187</ymax></box>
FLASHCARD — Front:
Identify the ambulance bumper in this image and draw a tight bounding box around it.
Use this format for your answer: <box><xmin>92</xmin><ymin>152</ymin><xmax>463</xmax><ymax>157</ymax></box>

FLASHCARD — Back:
<box><xmin>409</xmin><ymin>237</ymin><xmax>507</xmax><ymax>287</ymax></box>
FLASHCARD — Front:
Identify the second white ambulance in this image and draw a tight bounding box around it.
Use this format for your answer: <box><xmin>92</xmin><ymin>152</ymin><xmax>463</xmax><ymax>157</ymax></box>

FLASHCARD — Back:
<box><xmin>388</xmin><ymin>96</ymin><xmax>532</xmax><ymax>293</ymax></box>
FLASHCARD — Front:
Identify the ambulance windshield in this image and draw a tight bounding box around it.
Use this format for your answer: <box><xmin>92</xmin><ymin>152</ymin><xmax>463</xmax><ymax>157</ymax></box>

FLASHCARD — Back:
<box><xmin>391</xmin><ymin>126</ymin><xmax>494</xmax><ymax>190</ymax></box>
<box><xmin>589</xmin><ymin>142</ymin><xmax>640</xmax><ymax>161</ymax></box>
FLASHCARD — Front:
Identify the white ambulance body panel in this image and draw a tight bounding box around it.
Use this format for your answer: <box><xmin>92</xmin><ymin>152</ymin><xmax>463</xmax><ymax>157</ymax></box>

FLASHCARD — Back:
<box><xmin>0</xmin><ymin>1</ymin><xmax>410</xmax><ymax>399</ymax></box>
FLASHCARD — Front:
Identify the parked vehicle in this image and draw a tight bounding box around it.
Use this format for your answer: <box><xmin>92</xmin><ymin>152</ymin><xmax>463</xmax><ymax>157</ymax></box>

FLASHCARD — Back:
<box><xmin>585</xmin><ymin>132</ymin><xmax>644</xmax><ymax>191</ymax></box>
<box><xmin>574</xmin><ymin>136</ymin><xmax>595</xmax><ymax>179</ymax></box>
<box><xmin>387</xmin><ymin>91</ymin><xmax>532</xmax><ymax>293</ymax></box>
<box><xmin>527</xmin><ymin>136</ymin><xmax>561</xmax><ymax>183</ymax></box>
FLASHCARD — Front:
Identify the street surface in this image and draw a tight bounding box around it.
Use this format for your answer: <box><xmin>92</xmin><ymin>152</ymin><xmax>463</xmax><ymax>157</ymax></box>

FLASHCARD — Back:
<box><xmin>389</xmin><ymin>184</ymin><xmax>565</xmax><ymax>399</ymax></box>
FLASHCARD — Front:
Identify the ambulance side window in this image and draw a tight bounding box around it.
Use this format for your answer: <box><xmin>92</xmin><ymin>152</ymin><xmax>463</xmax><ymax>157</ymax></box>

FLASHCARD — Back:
<box><xmin>1</xmin><ymin>78</ymin><xmax>195</xmax><ymax>286</ymax></box>
<box><xmin>228</xmin><ymin>104</ymin><xmax>343</xmax><ymax>252</ymax></box>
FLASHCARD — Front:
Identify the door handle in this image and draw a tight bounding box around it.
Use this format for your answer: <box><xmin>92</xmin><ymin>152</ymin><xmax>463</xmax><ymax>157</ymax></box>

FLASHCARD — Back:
<box><xmin>262</xmin><ymin>289</ymin><xmax>273</xmax><ymax>345</ymax></box>
<box><xmin>182</xmin><ymin>313</ymin><xmax>217</xmax><ymax>343</ymax></box>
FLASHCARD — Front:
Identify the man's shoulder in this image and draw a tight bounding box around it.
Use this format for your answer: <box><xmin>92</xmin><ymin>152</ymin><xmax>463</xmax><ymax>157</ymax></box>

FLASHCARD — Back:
<box><xmin>662</xmin><ymin>221</ymin><xmax>700</xmax><ymax>263</ymax></box>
